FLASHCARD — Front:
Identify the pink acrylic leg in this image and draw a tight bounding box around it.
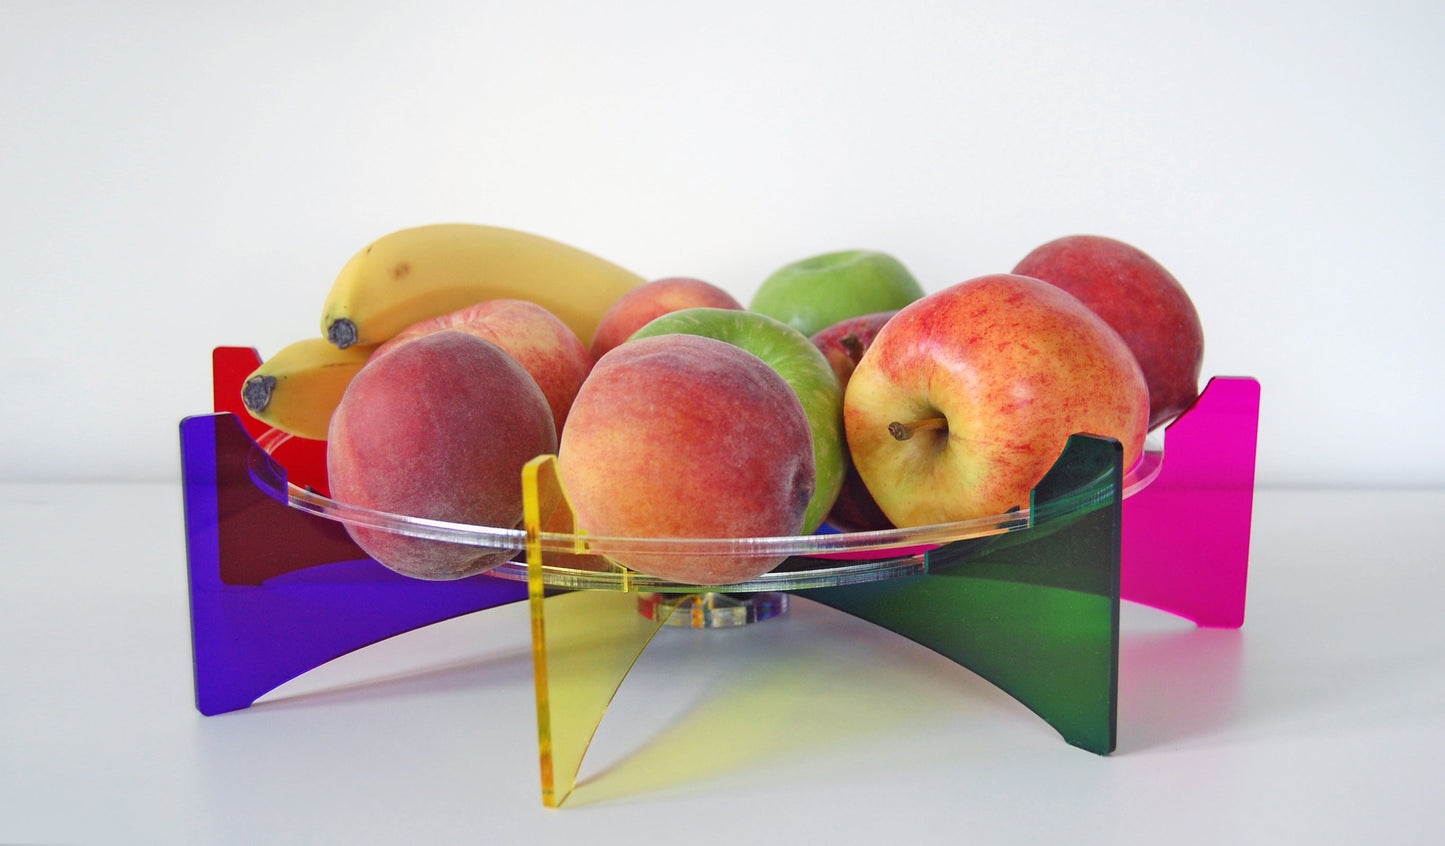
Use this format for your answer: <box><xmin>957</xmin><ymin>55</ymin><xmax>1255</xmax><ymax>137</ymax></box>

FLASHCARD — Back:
<box><xmin>1121</xmin><ymin>377</ymin><xmax>1261</xmax><ymax>628</ymax></box>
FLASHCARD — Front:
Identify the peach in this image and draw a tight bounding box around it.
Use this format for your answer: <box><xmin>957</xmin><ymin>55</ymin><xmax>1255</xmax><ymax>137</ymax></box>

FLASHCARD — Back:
<box><xmin>588</xmin><ymin>277</ymin><xmax>744</xmax><ymax>360</ymax></box>
<box><xmin>374</xmin><ymin>299</ymin><xmax>591</xmax><ymax>435</ymax></box>
<box><xmin>327</xmin><ymin>330</ymin><xmax>558</xmax><ymax>580</ymax></box>
<box><xmin>558</xmin><ymin>334</ymin><xmax>814</xmax><ymax>584</ymax></box>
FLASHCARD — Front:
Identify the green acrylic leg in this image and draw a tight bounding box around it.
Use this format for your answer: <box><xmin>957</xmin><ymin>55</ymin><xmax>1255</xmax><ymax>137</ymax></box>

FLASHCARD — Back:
<box><xmin>797</xmin><ymin>434</ymin><xmax>1122</xmax><ymax>754</ymax></box>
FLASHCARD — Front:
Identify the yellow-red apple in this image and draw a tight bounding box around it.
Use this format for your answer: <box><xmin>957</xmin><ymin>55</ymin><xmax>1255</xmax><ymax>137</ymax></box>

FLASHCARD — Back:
<box><xmin>558</xmin><ymin>334</ymin><xmax>814</xmax><ymax>584</ymax></box>
<box><xmin>845</xmin><ymin>274</ymin><xmax>1149</xmax><ymax>527</ymax></box>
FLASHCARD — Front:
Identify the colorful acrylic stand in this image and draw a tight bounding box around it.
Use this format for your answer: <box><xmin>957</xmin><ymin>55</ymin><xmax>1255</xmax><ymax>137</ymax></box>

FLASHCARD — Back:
<box><xmin>518</xmin><ymin>434</ymin><xmax>1125</xmax><ymax>805</ymax></box>
<box><xmin>181</xmin><ymin>346</ymin><xmax>1259</xmax><ymax>807</ymax></box>
<box><xmin>179</xmin><ymin>412</ymin><xmax>528</xmax><ymax>717</ymax></box>
<box><xmin>1121</xmin><ymin>377</ymin><xmax>1261</xmax><ymax>627</ymax></box>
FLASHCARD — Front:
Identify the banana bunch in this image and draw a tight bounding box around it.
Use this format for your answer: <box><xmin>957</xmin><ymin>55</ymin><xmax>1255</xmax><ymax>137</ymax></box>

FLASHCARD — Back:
<box><xmin>241</xmin><ymin>338</ymin><xmax>376</xmax><ymax>440</ymax></box>
<box><xmin>320</xmin><ymin>223</ymin><xmax>645</xmax><ymax>349</ymax></box>
<box><xmin>241</xmin><ymin>223</ymin><xmax>645</xmax><ymax>440</ymax></box>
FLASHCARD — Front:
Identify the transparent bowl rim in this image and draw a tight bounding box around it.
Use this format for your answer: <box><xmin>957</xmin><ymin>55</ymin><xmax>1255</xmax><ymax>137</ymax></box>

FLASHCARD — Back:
<box><xmin>251</xmin><ymin>428</ymin><xmax>1164</xmax><ymax>591</ymax></box>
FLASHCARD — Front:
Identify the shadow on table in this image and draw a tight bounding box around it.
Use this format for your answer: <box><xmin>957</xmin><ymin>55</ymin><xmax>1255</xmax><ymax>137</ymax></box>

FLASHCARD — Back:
<box><xmin>1116</xmin><ymin>625</ymin><xmax>1245</xmax><ymax>754</ymax></box>
<box><xmin>557</xmin><ymin>598</ymin><xmax>1250</xmax><ymax>805</ymax></box>
<box><xmin>563</xmin><ymin>606</ymin><xmax>1010</xmax><ymax>806</ymax></box>
<box><xmin>245</xmin><ymin>645</ymin><xmax>536</xmax><ymax>711</ymax></box>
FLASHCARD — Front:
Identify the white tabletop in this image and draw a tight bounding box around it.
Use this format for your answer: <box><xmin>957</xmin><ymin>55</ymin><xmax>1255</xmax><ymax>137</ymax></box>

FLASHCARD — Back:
<box><xmin>2</xmin><ymin>483</ymin><xmax>1442</xmax><ymax>844</ymax></box>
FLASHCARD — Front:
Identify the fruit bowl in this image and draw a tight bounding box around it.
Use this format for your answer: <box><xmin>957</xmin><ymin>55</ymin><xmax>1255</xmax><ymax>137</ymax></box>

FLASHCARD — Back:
<box><xmin>257</xmin><ymin>426</ymin><xmax>1162</xmax><ymax>593</ymax></box>
<box><xmin>182</xmin><ymin>346</ymin><xmax>1259</xmax><ymax>807</ymax></box>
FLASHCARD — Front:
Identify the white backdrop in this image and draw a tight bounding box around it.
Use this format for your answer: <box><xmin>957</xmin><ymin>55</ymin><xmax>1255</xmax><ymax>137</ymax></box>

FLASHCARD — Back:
<box><xmin>2</xmin><ymin>0</ymin><xmax>1440</xmax><ymax>487</ymax></box>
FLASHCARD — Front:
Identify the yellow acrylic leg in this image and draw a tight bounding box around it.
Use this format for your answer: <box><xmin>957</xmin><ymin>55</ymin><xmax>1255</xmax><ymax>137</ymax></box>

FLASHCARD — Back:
<box><xmin>523</xmin><ymin>455</ymin><xmax>688</xmax><ymax>808</ymax></box>
<box><xmin>529</xmin><ymin>590</ymin><xmax>678</xmax><ymax>807</ymax></box>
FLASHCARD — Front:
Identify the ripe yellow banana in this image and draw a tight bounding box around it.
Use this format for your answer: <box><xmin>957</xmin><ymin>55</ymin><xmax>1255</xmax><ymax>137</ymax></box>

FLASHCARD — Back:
<box><xmin>240</xmin><ymin>338</ymin><xmax>376</xmax><ymax>440</ymax></box>
<box><xmin>319</xmin><ymin>223</ymin><xmax>646</xmax><ymax>349</ymax></box>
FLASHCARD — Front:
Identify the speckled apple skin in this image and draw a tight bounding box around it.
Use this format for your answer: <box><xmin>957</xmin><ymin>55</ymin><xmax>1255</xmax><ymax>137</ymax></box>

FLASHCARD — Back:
<box><xmin>558</xmin><ymin>334</ymin><xmax>815</xmax><ymax>585</ymax></box>
<box><xmin>373</xmin><ymin>298</ymin><xmax>591</xmax><ymax>436</ymax></box>
<box><xmin>845</xmin><ymin>274</ymin><xmax>1149</xmax><ymax>528</ymax></box>
<box><xmin>328</xmin><ymin>331</ymin><xmax>558</xmax><ymax>580</ymax></box>
<box><xmin>1013</xmin><ymin>235</ymin><xmax>1203</xmax><ymax>429</ymax></box>
<box><xmin>588</xmin><ymin>277</ymin><xmax>744</xmax><ymax>360</ymax></box>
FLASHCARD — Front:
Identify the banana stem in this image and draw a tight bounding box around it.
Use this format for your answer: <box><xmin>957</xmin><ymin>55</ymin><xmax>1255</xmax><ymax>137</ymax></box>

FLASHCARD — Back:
<box><xmin>889</xmin><ymin>417</ymin><xmax>948</xmax><ymax>441</ymax></box>
<box><xmin>242</xmin><ymin>376</ymin><xmax>277</xmax><ymax>413</ymax></box>
<box><xmin>328</xmin><ymin>319</ymin><xmax>359</xmax><ymax>349</ymax></box>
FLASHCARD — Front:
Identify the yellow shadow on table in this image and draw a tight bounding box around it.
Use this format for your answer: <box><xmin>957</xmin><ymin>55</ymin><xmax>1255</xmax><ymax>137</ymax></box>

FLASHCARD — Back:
<box><xmin>525</xmin><ymin>454</ymin><xmax>685</xmax><ymax>808</ymax></box>
<box><xmin>530</xmin><ymin>589</ymin><xmax>676</xmax><ymax>807</ymax></box>
<box><xmin>561</xmin><ymin>602</ymin><xmax>992</xmax><ymax>807</ymax></box>
<box><xmin>520</xmin><ymin>453</ymin><xmax>939</xmax><ymax>808</ymax></box>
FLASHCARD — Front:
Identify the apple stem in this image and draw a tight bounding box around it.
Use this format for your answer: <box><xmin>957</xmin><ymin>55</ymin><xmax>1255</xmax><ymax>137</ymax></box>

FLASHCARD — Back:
<box><xmin>840</xmin><ymin>333</ymin><xmax>865</xmax><ymax>365</ymax></box>
<box><xmin>888</xmin><ymin>417</ymin><xmax>948</xmax><ymax>441</ymax></box>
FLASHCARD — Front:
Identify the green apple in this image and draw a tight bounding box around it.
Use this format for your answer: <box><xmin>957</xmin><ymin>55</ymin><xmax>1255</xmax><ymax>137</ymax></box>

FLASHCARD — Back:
<box><xmin>749</xmin><ymin>250</ymin><xmax>926</xmax><ymax>338</ymax></box>
<box><xmin>629</xmin><ymin>307</ymin><xmax>844</xmax><ymax>534</ymax></box>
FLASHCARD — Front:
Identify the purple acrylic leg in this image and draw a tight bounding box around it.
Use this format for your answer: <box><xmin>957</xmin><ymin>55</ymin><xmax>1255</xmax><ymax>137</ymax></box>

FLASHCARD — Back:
<box><xmin>180</xmin><ymin>412</ymin><xmax>528</xmax><ymax>715</ymax></box>
<box><xmin>1120</xmin><ymin>377</ymin><xmax>1261</xmax><ymax>628</ymax></box>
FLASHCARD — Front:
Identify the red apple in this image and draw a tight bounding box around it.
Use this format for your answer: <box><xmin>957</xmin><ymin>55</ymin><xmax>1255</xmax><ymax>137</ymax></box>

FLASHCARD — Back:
<box><xmin>328</xmin><ymin>331</ymin><xmax>558</xmax><ymax>579</ymax></box>
<box><xmin>373</xmin><ymin>299</ymin><xmax>591</xmax><ymax>436</ymax></box>
<box><xmin>844</xmin><ymin>274</ymin><xmax>1149</xmax><ymax>527</ymax></box>
<box><xmin>810</xmin><ymin>311</ymin><xmax>899</xmax><ymax>532</ymax></box>
<box><xmin>588</xmin><ymin>277</ymin><xmax>744</xmax><ymax>360</ymax></box>
<box><xmin>826</xmin><ymin>464</ymin><xmax>895</xmax><ymax>533</ymax></box>
<box><xmin>809</xmin><ymin>310</ymin><xmax>898</xmax><ymax>391</ymax></box>
<box><xmin>1013</xmin><ymin>235</ymin><xmax>1203</xmax><ymax>429</ymax></box>
<box><xmin>558</xmin><ymin>334</ymin><xmax>815</xmax><ymax>584</ymax></box>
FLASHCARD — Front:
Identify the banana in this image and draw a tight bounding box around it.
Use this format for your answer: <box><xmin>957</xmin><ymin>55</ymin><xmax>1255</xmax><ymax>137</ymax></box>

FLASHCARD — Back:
<box><xmin>240</xmin><ymin>338</ymin><xmax>376</xmax><ymax>440</ymax></box>
<box><xmin>319</xmin><ymin>223</ymin><xmax>646</xmax><ymax>349</ymax></box>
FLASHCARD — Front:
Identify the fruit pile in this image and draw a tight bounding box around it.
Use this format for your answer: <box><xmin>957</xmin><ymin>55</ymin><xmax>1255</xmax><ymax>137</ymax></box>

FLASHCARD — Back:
<box><xmin>242</xmin><ymin>224</ymin><xmax>1203</xmax><ymax>585</ymax></box>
